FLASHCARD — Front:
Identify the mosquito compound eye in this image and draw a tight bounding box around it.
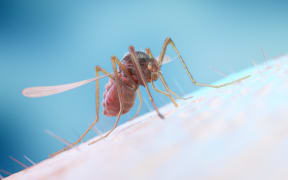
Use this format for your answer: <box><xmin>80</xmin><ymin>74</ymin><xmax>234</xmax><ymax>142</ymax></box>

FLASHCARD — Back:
<box><xmin>147</xmin><ymin>62</ymin><xmax>153</xmax><ymax>71</ymax></box>
<box><xmin>147</xmin><ymin>61</ymin><xmax>160</xmax><ymax>72</ymax></box>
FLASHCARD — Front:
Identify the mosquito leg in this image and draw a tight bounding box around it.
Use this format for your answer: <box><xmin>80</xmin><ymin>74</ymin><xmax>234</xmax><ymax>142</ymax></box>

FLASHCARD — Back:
<box><xmin>151</xmin><ymin>74</ymin><xmax>178</xmax><ymax>107</ymax></box>
<box><xmin>147</xmin><ymin>47</ymin><xmax>190</xmax><ymax>104</ymax></box>
<box><xmin>145</xmin><ymin>48</ymin><xmax>153</xmax><ymax>58</ymax></box>
<box><xmin>129</xmin><ymin>46</ymin><xmax>164</xmax><ymax>119</ymax></box>
<box><xmin>50</xmin><ymin>65</ymin><xmax>111</xmax><ymax>157</ymax></box>
<box><xmin>158</xmin><ymin>72</ymin><xmax>193</xmax><ymax>100</ymax></box>
<box><xmin>112</xmin><ymin>56</ymin><xmax>138</xmax><ymax>90</ymax></box>
<box><xmin>158</xmin><ymin>37</ymin><xmax>251</xmax><ymax>88</ymax></box>
<box><xmin>112</xmin><ymin>56</ymin><xmax>143</xmax><ymax>121</ymax></box>
<box><xmin>89</xmin><ymin>56</ymin><xmax>124</xmax><ymax>144</ymax></box>
<box><xmin>147</xmin><ymin>47</ymin><xmax>192</xmax><ymax>102</ymax></box>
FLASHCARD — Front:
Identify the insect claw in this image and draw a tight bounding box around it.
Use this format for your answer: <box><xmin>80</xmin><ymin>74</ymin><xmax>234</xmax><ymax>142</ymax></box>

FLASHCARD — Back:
<box><xmin>158</xmin><ymin>113</ymin><xmax>165</xmax><ymax>119</ymax></box>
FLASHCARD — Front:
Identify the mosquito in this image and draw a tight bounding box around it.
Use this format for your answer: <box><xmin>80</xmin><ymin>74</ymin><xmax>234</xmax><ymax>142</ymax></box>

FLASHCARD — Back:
<box><xmin>22</xmin><ymin>37</ymin><xmax>250</xmax><ymax>156</ymax></box>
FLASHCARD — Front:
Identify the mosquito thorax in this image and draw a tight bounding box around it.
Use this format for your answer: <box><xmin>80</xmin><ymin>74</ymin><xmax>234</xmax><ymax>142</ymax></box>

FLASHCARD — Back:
<box><xmin>121</xmin><ymin>51</ymin><xmax>159</xmax><ymax>85</ymax></box>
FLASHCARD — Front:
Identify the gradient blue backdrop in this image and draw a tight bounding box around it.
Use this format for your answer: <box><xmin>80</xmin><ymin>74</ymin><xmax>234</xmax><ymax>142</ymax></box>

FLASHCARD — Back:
<box><xmin>0</xmin><ymin>0</ymin><xmax>287</xmax><ymax>176</ymax></box>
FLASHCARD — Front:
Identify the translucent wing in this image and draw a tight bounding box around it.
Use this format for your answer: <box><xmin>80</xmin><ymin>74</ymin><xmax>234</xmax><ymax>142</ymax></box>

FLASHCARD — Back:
<box><xmin>156</xmin><ymin>55</ymin><xmax>173</xmax><ymax>64</ymax></box>
<box><xmin>22</xmin><ymin>74</ymin><xmax>109</xmax><ymax>98</ymax></box>
<box><xmin>23</xmin><ymin>55</ymin><xmax>172</xmax><ymax>98</ymax></box>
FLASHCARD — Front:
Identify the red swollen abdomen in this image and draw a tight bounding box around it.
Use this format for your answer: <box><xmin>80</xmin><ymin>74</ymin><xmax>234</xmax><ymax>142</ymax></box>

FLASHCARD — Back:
<box><xmin>102</xmin><ymin>78</ymin><xmax>137</xmax><ymax>116</ymax></box>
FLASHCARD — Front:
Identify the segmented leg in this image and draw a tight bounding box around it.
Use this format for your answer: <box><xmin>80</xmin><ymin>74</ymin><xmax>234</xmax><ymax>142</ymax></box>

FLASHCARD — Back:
<box><xmin>151</xmin><ymin>74</ymin><xmax>178</xmax><ymax>107</ymax></box>
<box><xmin>112</xmin><ymin>56</ymin><xmax>138</xmax><ymax>90</ymax></box>
<box><xmin>50</xmin><ymin>54</ymin><xmax>143</xmax><ymax>155</ymax></box>
<box><xmin>112</xmin><ymin>56</ymin><xmax>143</xmax><ymax>121</ymax></box>
<box><xmin>129</xmin><ymin>46</ymin><xmax>164</xmax><ymax>119</ymax></box>
<box><xmin>50</xmin><ymin>65</ymin><xmax>111</xmax><ymax>157</ymax></box>
<box><xmin>146</xmin><ymin>47</ymin><xmax>191</xmax><ymax>105</ymax></box>
<box><xmin>89</xmin><ymin>56</ymin><xmax>125</xmax><ymax>145</ymax></box>
<box><xmin>158</xmin><ymin>37</ymin><xmax>251</xmax><ymax>88</ymax></box>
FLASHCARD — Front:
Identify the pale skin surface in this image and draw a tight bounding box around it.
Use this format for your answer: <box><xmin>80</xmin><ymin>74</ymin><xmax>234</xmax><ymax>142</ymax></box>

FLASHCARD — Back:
<box><xmin>23</xmin><ymin>37</ymin><xmax>251</xmax><ymax>157</ymax></box>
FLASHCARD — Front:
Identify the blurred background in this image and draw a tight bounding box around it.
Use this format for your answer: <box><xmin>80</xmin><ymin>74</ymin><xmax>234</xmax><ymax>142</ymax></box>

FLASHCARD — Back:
<box><xmin>0</xmin><ymin>0</ymin><xmax>287</xmax><ymax>176</ymax></box>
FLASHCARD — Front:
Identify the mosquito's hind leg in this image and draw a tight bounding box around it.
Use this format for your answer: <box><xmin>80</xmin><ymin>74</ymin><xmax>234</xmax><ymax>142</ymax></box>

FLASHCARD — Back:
<box><xmin>50</xmin><ymin>65</ymin><xmax>114</xmax><ymax>157</ymax></box>
<box><xmin>89</xmin><ymin>56</ymin><xmax>124</xmax><ymax>144</ymax></box>
<box><xmin>158</xmin><ymin>37</ymin><xmax>251</xmax><ymax>88</ymax></box>
<box><xmin>111</xmin><ymin>55</ymin><xmax>138</xmax><ymax>90</ymax></box>
<box><xmin>129</xmin><ymin>46</ymin><xmax>164</xmax><ymax>119</ymax></box>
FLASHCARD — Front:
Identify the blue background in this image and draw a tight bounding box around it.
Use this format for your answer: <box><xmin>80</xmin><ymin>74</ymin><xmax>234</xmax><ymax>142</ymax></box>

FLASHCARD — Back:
<box><xmin>0</xmin><ymin>0</ymin><xmax>287</xmax><ymax>176</ymax></box>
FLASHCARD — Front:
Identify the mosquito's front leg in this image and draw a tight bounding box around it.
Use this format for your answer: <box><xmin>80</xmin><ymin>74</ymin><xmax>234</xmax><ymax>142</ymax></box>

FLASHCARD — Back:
<box><xmin>158</xmin><ymin>37</ymin><xmax>251</xmax><ymax>88</ymax></box>
<box><xmin>146</xmin><ymin>48</ymin><xmax>191</xmax><ymax>106</ymax></box>
<box><xmin>151</xmin><ymin>74</ymin><xmax>178</xmax><ymax>107</ymax></box>
<box><xmin>129</xmin><ymin>46</ymin><xmax>164</xmax><ymax>119</ymax></box>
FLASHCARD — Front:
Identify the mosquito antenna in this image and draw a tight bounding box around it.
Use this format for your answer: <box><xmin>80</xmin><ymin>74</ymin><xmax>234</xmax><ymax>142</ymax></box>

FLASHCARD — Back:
<box><xmin>24</xmin><ymin>155</ymin><xmax>36</xmax><ymax>165</ymax></box>
<box><xmin>9</xmin><ymin>156</ymin><xmax>29</xmax><ymax>169</ymax></box>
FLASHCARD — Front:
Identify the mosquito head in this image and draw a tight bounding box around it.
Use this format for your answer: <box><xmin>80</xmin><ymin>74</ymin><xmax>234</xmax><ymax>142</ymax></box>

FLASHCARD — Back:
<box><xmin>147</xmin><ymin>60</ymin><xmax>160</xmax><ymax>73</ymax></box>
<box><xmin>147</xmin><ymin>59</ymin><xmax>160</xmax><ymax>82</ymax></box>
<box><xmin>122</xmin><ymin>50</ymin><xmax>159</xmax><ymax>85</ymax></box>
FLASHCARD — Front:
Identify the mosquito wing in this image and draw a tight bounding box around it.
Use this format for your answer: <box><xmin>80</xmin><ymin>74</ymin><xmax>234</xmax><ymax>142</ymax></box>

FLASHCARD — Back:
<box><xmin>23</xmin><ymin>55</ymin><xmax>172</xmax><ymax>98</ymax></box>
<box><xmin>22</xmin><ymin>74</ymin><xmax>109</xmax><ymax>98</ymax></box>
<box><xmin>156</xmin><ymin>55</ymin><xmax>173</xmax><ymax>64</ymax></box>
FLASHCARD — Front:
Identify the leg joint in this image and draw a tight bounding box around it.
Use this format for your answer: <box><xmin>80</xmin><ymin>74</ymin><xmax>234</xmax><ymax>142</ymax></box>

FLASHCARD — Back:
<box><xmin>111</xmin><ymin>56</ymin><xmax>117</xmax><ymax>61</ymax></box>
<box><xmin>165</xmin><ymin>37</ymin><xmax>172</xmax><ymax>42</ymax></box>
<box><xmin>95</xmin><ymin>65</ymin><xmax>101</xmax><ymax>71</ymax></box>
